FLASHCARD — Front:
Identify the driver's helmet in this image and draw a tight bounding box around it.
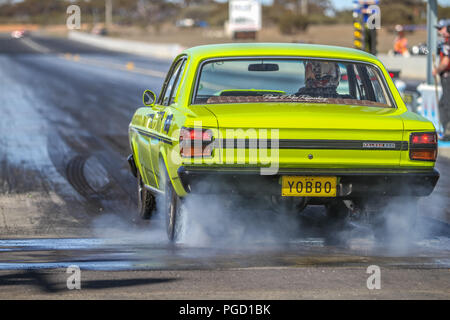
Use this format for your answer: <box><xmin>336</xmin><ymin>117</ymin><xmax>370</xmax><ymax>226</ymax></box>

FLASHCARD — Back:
<box><xmin>304</xmin><ymin>61</ymin><xmax>341</xmax><ymax>89</ymax></box>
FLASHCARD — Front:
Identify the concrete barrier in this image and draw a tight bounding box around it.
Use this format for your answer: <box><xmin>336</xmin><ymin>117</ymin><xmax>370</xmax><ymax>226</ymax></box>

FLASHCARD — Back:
<box><xmin>377</xmin><ymin>54</ymin><xmax>427</xmax><ymax>80</ymax></box>
<box><xmin>67</xmin><ymin>33</ymin><xmax>426</xmax><ymax>77</ymax></box>
<box><xmin>68</xmin><ymin>31</ymin><xmax>185</xmax><ymax>60</ymax></box>
<box><xmin>439</xmin><ymin>143</ymin><xmax>450</xmax><ymax>160</ymax></box>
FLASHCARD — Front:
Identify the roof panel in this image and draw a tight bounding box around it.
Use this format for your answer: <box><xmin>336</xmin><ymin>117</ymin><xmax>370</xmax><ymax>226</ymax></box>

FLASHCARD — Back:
<box><xmin>182</xmin><ymin>43</ymin><xmax>377</xmax><ymax>63</ymax></box>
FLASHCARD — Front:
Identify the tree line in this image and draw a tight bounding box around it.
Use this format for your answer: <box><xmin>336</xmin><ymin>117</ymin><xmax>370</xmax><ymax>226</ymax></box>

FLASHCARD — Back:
<box><xmin>0</xmin><ymin>0</ymin><xmax>449</xmax><ymax>31</ymax></box>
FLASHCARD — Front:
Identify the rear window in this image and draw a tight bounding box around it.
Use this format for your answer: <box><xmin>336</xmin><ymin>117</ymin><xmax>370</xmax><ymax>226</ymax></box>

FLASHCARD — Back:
<box><xmin>193</xmin><ymin>58</ymin><xmax>393</xmax><ymax>108</ymax></box>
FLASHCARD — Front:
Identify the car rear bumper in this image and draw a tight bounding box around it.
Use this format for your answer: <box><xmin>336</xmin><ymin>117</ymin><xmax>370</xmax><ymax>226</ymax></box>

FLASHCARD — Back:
<box><xmin>177</xmin><ymin>166</ymin><xmax>440</xmax><ymax>198</ymax></box>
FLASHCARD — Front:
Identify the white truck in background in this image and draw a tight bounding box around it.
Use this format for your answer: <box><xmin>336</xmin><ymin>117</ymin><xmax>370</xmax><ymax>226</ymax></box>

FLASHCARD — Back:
<box><xmin>226</xmin><ymin>0</ymin><xmax>262</xmax><ymax>40</ymax></box>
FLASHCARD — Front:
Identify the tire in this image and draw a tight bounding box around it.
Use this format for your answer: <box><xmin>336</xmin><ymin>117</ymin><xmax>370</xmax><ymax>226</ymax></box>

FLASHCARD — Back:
<box><xmin>371</xmin><ymin>196</ymin><xmax>418</xmax><ymax>242</ymax></box>
<box><xmin>137</xmin><ymin>169</ymin><xmax>155</xmax><ymax>220</ymax></box>
<box><xmin>270</xmin><ymin>195</ymin><xmax>307</xmax><ymax>217</ymax></box>
<box><xmin>161</xmin><ymin>164</ymin><xmax>184</xmax><ymax>242</ymax></box>
<box><xmin>325</xmin><ymin>200</ymin><xmax>349</xmax><ymax>226</ymax></box>
<box><xmin>324</xmin><ymin>200</ymin><xmax>350</xmax><ymax>245</ymax></box>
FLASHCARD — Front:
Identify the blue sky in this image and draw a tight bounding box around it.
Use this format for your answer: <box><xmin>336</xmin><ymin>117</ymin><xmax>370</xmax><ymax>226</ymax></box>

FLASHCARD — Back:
<box><xmin>255</xmin><ymin>0</ymin><xmax>450</xmax><ymax>10</ymax></box>
<box><xmin>4</xmin><ymin>0</ymin><xmax>450</xmax><ymax>10</ymax></box>
<box><xmin>331</xmin><ymin>0</ymin><xmax>450</xmax><ymax>10</ymax></box>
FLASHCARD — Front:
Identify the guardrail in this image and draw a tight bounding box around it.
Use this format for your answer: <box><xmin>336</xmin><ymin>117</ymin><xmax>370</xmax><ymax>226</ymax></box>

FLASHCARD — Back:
<box><xmin>68</xmin><ymin>31</ymin><xmax>185</xmax><ymax>60</ymax></box>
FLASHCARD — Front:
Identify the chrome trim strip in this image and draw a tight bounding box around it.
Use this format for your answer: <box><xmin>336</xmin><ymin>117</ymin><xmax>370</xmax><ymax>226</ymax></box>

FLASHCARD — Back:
<box><xmin>130</xmin><ymin>126</ymin><xmax>173</xmax><ymax>145</ymax></box>
<box><xmin>215</xmin><ymin>139</ymin><xmax>407</xmax><ymax>151</ymax></box>
<box><xmin>144</xmin><ymin>184</ymin><xmax>164</xmax><ymax>195</ymax></box>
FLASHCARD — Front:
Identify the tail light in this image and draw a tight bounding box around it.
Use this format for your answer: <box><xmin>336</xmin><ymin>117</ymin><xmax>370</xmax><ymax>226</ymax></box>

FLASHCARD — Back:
<box><xmin>409</xmin><ymin>132</ymin><xmax>437</xmax><ymax>161</ymax></box>
<box><xmin>179</xmin><ymin>127</ymin><xmax>214</xmax><ymax>158</ymax></box>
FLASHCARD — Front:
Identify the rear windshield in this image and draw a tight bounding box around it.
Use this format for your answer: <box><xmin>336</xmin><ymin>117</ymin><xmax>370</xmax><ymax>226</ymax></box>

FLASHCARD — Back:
<box><xmin>193</xmin><ymin>58</ymin><xmax>393</xmax><ymax>108</ymax></box>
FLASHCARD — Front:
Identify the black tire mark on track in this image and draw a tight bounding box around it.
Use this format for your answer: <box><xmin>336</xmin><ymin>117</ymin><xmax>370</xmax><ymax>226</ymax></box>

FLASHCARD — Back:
<box><xmin>65</xmin><ymin>155</ymin><xmax>98</xmax><ymax>201</ymax></box>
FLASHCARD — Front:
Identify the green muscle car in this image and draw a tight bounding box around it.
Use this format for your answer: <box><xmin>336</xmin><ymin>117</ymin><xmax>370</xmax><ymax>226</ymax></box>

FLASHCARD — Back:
<box><xmin>128</xmin><ymin>43</ymin><xmax>439</xmax><ymax>242</ymax></box>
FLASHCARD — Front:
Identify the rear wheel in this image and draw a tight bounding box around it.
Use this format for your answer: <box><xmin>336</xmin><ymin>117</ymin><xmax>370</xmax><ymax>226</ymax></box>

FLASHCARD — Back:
<box><xmin>371</xmin><ymin>196</ymin><xmax>419</xmax><ymax>242</ymax></box>
<box><xmin>324</xmin><ymin>200</ymin><xmax>350</xmax><ymax>245</ymax></box>
<box><xmin>161</xmin><ymin>165</ymin><xmax>184</xmax><ymax>242</ymax></box>
<box><xmin>270</xmin><ymin>195</ymin><xmax>307</xmax><ymax>217</ymax></box>
<box><xmin>137</xmin><ymin>170</ymin><xmax>155</xmax><ymax>220</ymax></box>
<box><xmin>325</xmin><ymin>200</ymin><xmax>350</xmax><ymax>226</ymax></box>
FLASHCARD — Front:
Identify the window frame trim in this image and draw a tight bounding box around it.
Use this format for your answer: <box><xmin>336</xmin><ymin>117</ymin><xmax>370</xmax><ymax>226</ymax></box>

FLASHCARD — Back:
<box><xmin>158</xmin><ymin>56</ymin><xmax>187</xmax><ymax>106</ymax></box>
<box><xmin>189</xmin><ymin>56</ymin><xmax>397</xmax><ymax>109</ymax></box>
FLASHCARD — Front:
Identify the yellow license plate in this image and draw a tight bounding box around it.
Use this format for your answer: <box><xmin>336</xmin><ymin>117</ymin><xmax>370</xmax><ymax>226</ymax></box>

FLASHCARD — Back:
<box><xmin>282</xmin><ymin>176</ymin><xmax>337</xmax><ymax>197</ymax></box>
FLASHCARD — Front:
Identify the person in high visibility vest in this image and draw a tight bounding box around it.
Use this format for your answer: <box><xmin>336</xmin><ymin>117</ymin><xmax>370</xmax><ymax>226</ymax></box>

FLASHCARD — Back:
<box><xmin>433</xmin><ymin>19</ymin><xmax>450</xmax><ymax>139</ymax></box>
<box><xmin>393</xmin><ymin>25</ymin><xmax>410</xmax><ymax>57</ymax></box>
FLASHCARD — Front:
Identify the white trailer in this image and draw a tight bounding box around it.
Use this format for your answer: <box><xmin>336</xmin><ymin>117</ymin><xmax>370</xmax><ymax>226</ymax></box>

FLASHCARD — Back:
<box><xmin>226</xmin><ymin>0</ymin><xmax>262</xmax><ymax>40</ymax></box>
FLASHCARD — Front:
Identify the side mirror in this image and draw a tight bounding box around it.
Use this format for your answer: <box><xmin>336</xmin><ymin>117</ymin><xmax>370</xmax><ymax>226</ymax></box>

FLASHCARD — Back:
<box><xmin>142</xmin><ymin>89</ymin><xmax>156</xmax><ymax>107</ymax></box>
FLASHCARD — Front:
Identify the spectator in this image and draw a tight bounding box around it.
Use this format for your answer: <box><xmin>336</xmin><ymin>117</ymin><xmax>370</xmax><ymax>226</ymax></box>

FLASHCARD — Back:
<box><xmin>393</xmin><ymin>25</ymin><xmax>410</xmax><ymax>57</ymax></box>
<box><xmin>433</xmin><ymin>19</ymin><xmax>450</xmax><ymax>139</ymax></box>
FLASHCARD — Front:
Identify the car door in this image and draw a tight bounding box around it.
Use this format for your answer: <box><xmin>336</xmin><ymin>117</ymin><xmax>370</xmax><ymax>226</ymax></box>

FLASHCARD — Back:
<box><xmin>151</xmin><ymin>57</ymin><xmax>186</xmax><ymax>189</ymax></box>
<box><xmin>135</xmin><ymin>99</ymin><xmax>158</xmax><ymax>188</ymax></box>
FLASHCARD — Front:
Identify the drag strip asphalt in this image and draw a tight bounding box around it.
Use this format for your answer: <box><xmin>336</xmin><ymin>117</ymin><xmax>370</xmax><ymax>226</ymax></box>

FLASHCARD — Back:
<box><xmin>0</xmin><ymin>33</ymin><xmax>449</xmax><ymax>299</ymax></box>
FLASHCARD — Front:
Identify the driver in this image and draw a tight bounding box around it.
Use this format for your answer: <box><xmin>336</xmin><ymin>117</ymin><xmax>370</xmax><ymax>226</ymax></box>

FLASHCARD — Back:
<box><xmin>296</xmin><ymin>61</ymin><xmax>341</xmax><ymax>98</ymax></box>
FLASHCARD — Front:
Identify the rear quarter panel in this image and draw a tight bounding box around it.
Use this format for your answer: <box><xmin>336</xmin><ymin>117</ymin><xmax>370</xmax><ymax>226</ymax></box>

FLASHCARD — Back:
<box><xmin>400</xmin><ymin>111</ymin><xmax>437</xmax><ymax>168</ymax></box>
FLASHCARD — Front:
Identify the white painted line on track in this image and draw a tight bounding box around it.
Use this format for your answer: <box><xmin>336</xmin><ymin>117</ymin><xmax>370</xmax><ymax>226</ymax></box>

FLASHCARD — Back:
<box><xmin>17</xmin><ymin>36</ymin><xmax>165</xmax><ymax>78</ymax></box>
<box><xmin>20</xmin><ymin>37</ymin><xmax>51</xmax><ymax>54</ymax></box>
